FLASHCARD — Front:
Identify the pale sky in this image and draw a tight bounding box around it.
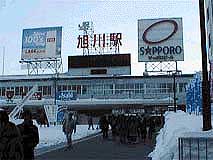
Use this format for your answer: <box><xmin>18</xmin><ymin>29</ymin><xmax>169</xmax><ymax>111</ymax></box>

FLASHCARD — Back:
<box><xmin>0</xmin><ymin>0</ymin><xmax>201</xmax><ymax>75</ymax></box>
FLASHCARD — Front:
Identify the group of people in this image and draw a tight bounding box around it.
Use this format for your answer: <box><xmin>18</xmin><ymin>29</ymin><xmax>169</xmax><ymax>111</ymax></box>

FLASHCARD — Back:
<box><xmin>98</xmin><ymin>114</ymin><xmax>162</xmax><ymax>144</ymax></box>
<box><xmin>0</xmin><ymin>110</ymin><xmax>39</xmax><ymax>160</ymax></box>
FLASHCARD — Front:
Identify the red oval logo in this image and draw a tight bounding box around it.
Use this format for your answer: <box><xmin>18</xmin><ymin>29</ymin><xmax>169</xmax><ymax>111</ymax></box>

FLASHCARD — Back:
<box><xmin>142</xmin><ymin>19</ymin><xmax>178</xmax><ymax>44</ymax></box>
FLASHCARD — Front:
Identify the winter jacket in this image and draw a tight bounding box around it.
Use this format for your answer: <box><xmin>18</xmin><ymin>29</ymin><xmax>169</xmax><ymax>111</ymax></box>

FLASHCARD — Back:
<box><xmin>0</xmin><ymin>122</ymin><xmax>24</xmax><ymax>160</ymax></box>
<box><xmin>17</xmin><ymin>120</ymin><xmax>39</xmax><ymax>160</ymax></box>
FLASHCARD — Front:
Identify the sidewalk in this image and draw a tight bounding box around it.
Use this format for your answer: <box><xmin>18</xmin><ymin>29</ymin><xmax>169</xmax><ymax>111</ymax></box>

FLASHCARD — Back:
<box><xmin>35</xmin><ymin>131</ymin><xmax>102</xmax><ymax>156</ymax></box>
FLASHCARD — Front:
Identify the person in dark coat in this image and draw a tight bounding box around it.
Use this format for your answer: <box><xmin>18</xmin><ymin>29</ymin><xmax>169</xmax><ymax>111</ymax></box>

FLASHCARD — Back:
<box><xmin>140</xmin><ymin>117</ymin><xmax>147</xmax><ymax>143</ymax></box>
<box><xmin>0</xmin><ymin>110</ymin><xmax>24</xmax><ymax>160</ymax></box>
<box><xmin>88</xmin><ymin>114</ymin><xmax>94</xmax><ymax>130</ymax></box>
<box><xmin>100</xmin><ymin>116</ymin><xmax>109</xmax><ymax>139</ymax></box>
<box><xmin>17</xmin><ymin>110</ymin><xmax>39</xmax><ymax>160</ymax></box>
<box><xmin>62</xmin><ymin>111</ymin><xmax>76</xmax><ymax>149</ymax></box>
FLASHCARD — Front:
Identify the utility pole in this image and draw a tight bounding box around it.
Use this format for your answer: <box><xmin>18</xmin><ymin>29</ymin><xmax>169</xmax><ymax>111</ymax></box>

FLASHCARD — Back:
<box><xmin>199</xmin><ymin>0</ymin><xmax>212</xmax><ymax>131</ymax></box>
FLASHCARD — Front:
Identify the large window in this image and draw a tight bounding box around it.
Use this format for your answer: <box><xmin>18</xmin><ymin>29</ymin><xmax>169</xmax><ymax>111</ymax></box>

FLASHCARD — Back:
<box><xmin>146</xmin><ymin>83</ymin><xmax>156</xmax><ymax>94</ymax></box>
<box><xmin>167</xmin><ymin>83</ymin><xmax>173</xmax><ymax>93</ymax></box>
<box><xmin>135</xmin><ymin>83</ymin><xmax>144</xmax><ymax>94</ymax></box>
<box><xmin>42</xmin><ymin>86</ymin><xmax>47</xmax><ymax>96</ymax></box>
<box><xmin>160</xmin><ymin>83</ymin><xmax>167</xmax><ymax>93</ymax></box>
<box><xmin>15</xmin><ymin>87</ymin><xmax>19</xmax><ymax>96</ymax></box>
<box><xmin>103</xmin><ymin>84</ymin><xmax>113</xmax><ymax>95</ymax></box>
<box><xmin>82</xmin><ymin>85</ymin><xmax>87</xmax><ymax>95</ymax></box>
<box><xmin>179</xmin><ymin>83</ymin><xmax>188</xmax><ymax>93</ymax></box>
<box><xmin>77</xmin><ymin>85</ymin><xmax>81</xmax><ymax>94</ymax></box>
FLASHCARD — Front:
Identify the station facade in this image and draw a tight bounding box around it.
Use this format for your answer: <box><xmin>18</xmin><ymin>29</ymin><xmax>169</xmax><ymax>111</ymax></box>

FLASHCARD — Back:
<box><xmin>0</xmin><ymin>53</ymin><xmax>193</xmax><ymax>115</ymax></box>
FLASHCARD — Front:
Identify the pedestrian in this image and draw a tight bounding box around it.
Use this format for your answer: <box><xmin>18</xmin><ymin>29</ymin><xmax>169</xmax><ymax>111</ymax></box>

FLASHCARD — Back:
<box><xmin>128</xmin><ymin>116</ymin><xmax>138</xmax><ymax>144</ymax></box>
<box><xmin>88</xmin><ymin>114</ymin><xmax>94</xmax><ymax>130</ymax></box>
<box><xmin>100</xmin><ymin>115</ymin><xmax>109</xmax><ymax>139</ymax></box>
<box><xmin>63</xmin><ymin>111</ymin><xmax>76</xmax><ymax>149</ymax></box>
<box><xmin>110</xmin><ymin>115</ymin><xmax>117</xmax><ymax>141</ymax></box>
<box><xmin>17</xmin><ymin>110</ymin><xmax>39</xmax><ymax>160</ymax></box>
<box><xmin>148</xmin><ymin>118</ymin><xmax>155</xmax><ymax>141</ymax></box>
<box><xmin>0</xmin><ymin>110</ymin><xmax>24</xmax><ymax>160</ymax></box>
<box><xmin>96</xmin><ymin>117</ymin><xmax>100</xmax><ymax>130</ymax></box>
<box><xmin>141</xmin><ymin>117</ymin><xmax>147</xmax><ymax>143</ymax></box>
<box><xmin>119</xmin><ymin>115</ymin><xmax>127</xmax><ymax>143</ymax></box>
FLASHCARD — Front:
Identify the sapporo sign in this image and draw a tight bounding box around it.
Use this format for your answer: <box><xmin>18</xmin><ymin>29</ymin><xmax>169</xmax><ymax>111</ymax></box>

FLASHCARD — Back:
<box><xmin>138</xmin><ymin>18</ymin><xmax>184</xmax><ymax>62</ymax></box>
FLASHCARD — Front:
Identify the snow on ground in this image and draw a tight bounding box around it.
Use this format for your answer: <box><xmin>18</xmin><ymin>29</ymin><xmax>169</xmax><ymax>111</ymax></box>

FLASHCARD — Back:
<box><xmin>148</xmin><ymin>110</ymin><xmax>213</xmax><ymax>160</ymax></box>
<box><xmin>12</xmin><ymin>119</ymin><xmax>100</xmax><ymax>150</ymax></box>
<box><xmin>36</xmin><ymin>125</ymin><xmax>100</xmax><ymax>149</ymax></box>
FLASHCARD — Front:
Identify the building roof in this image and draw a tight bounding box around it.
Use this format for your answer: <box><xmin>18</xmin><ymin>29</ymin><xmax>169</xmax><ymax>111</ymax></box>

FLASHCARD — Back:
<box><xmin>0</xmin><ymin>73</ymin><xmax>194</xmax><ymax>82</ymax></box>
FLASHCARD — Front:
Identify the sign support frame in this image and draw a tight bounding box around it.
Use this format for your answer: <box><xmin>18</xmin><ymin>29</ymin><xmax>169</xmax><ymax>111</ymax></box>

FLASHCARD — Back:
<box><xmin>20</xmin><ymin>58</ymin><xmax>63</xmax><ymax>75</ymax></box>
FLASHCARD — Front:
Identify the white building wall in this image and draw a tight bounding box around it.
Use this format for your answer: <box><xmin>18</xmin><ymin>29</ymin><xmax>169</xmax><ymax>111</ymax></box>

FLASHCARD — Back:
<box><xmin>68</xmin><ymin>66</ymin><xmax>131</xmax><ymax>76</ymax></box>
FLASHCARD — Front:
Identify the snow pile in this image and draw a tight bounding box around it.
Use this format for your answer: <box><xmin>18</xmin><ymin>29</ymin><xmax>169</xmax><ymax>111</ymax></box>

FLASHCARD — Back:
<box><xmin>36</xmin><ymin>125</ymin><xmax>100</xmax><ymax>149</ymax></box>
<box><xmin>149</xmin><ymin>110</ymin><xmax>205</xmax><ymax>160</ymax></box>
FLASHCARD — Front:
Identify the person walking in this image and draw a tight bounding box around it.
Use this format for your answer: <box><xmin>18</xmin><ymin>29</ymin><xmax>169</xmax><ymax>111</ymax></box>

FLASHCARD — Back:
<box><xmin>88</xmin><ymin>114</ymin><xmax>94</xmax><ymax>130</ymax></box>
<box><xmin>63</xmin><ymin>111</ymin><xmax>76</xmax><ymax>149</ymax></box>
<box><xmin>141</xmin><ymin>117</ymin><xmax>147</xmax><ymax>143</ymax></box>
<box><xmin>100</xmin><ymin>115</ymin><xmax>109</xmax><ymax>139</ymax></box>
<box><xmin>17</xmin><ymin>110</ymin><xmax>39</xmax><ymax>160</ymax></box>
<box><xmin>0</xmin><ymin>110</ymin><xmax>24</xmax><ymax>160</ymax></box>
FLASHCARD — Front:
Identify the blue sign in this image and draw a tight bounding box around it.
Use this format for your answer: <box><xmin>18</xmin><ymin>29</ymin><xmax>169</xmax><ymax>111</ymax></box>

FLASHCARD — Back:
<box><xmin>21</xmin><ymin>26</ymin><xmax>62</xmax><ymax>60</ymax></box>
<box><xmin>56</xmin><ymin>91</ymin><xmax>77</xmax><ymax>101</ymax></box>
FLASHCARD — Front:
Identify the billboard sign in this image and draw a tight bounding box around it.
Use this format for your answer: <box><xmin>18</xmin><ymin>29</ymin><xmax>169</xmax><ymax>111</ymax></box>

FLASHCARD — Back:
<box><xmin>138</xmin><ymin>18</ymin><xmax>184</xmax><ymax>62</ymax></box>
<box><xmin>21</xmin><ymin>27</ymin><xmax>62</xmax><ymax>60</ymax></box>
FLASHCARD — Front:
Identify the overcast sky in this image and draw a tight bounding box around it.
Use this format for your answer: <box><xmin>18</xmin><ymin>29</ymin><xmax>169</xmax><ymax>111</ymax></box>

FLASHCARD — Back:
<box><xmin>0</xmin><ymin>0</ymin><xmax>201</xmax><ymax>75</ymax></box>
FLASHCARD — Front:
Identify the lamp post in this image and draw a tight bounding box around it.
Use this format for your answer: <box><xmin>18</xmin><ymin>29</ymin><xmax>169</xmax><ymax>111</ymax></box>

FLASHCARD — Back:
<box><xmin>199</xmin><ymin>0</ymin><xmax>212</xmax><ymax>131</ymax></box>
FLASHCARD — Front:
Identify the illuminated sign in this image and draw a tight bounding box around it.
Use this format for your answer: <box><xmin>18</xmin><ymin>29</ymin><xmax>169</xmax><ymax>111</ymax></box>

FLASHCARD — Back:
<box><xmin>77</xmin><ymin>33</ymin><xmax>122</xmax><ymax>54</ymax></box>
<box><xmin>138</xmin><ymin>18</ymin><xmax>184</xmax><ymax>62</ymax></box>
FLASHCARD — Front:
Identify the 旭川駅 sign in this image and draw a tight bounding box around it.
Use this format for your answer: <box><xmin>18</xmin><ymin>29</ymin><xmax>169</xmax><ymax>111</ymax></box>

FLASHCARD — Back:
<box><xmin>77</xmin><ymin>33</ymin><xmax>122</xmax><ymax>54</ymax></box>
<box><xmin>138</xmin><ymin>18</ymin><xmax>184</xmax><ymax>62</ymax></box>
<box><xmin>21</xmin><ymin>27</ymin><xmax>62</xmax><ymax>60</ymax></box>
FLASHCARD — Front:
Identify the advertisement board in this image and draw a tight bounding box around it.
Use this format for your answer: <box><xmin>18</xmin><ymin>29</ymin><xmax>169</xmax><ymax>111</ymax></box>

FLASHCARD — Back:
<box><xmin>21</xmin><ymin>27</ymin><xmax>62</xmax><ymax>60</ymax></box>
<box><xmin>138</xmin><ymin>18</ymin><xmax>184</xmax><ymax>62</ymax></box>
<box><xmin>56</xmin><ymin>90</ymin><xmax>77</xmax><ymax>101</ymax></box>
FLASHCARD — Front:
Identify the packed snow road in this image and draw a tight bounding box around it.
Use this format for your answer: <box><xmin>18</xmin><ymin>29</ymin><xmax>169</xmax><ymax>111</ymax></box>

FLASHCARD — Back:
<box><xmin>36</xmin><ymin>134</ymin><xmax>154</xmax><ymax>160</ymax></box>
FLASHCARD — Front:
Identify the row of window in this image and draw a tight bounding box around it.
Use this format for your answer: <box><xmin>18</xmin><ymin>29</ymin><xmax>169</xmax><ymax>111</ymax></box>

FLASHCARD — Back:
<box><xmin>0</xmin><ymin>82</ymin><xmax>188</xmax><ymax>98</ymax></box>
<box><xmin>0</xmin><ymin>86</ymin><xmax>51</xmax><ymax>97</ymax></box>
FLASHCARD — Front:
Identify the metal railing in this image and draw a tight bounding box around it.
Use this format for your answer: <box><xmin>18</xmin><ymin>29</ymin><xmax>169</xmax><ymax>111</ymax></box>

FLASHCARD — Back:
<box><xmin>179</xmin><ymin>137</ymin><xmax>213</xmax><ymax>160</ymax></box>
